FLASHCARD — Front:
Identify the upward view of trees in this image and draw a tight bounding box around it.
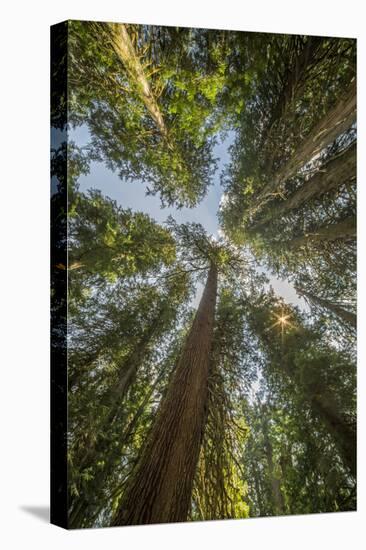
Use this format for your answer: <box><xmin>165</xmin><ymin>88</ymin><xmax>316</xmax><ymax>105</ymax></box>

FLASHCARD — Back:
<box><xmin>220</xmin><ymin>35</ymin><xmax>356</xmax><ymax>333</ymax></box>
<box><xmin>53</xmin><ymin>22</ymin><xmax>356</xmax><ymax>528</ymax></box>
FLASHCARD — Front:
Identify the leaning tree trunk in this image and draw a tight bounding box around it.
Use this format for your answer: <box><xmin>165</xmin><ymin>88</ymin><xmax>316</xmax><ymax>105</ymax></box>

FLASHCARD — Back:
<box><xmin>107</xmin><ymin>23</ymin><xmax>169</xmax><ymax>140</ymax></box>
<box><xmin>311</xmin><ymin>394</ymin><xmax>356</xmax><ymax>478</ymax></box>
<box><xmin>280</xmin><ymin>358</ymin><xmax>356</xmax><ymax>479</ymax></box>
<box><xmin>69</xmin><ymin>350</ymin><xmax>174</xmax><ymax>528</ymax></box>
<box><xmin>281</xmin><ymin>355</ymin><xmax>356</xmax><ymax>478</ymax></box>
<box><xmin>258</xmin><ymin>323</ymin><xmax>356</xmax><ymax>481</ymax></box>
<box><xmin>251</xmin><ymin>142</ymin><xmax>356</xmax><ymax>231</ymax></box>
<box><xmin>287</xmin><ymin>215</ymin><xmax>356</xmax><ymax>250</ymax></box>
<box><xmin>295</xmin><ymin>286</ymin><xmax>356</xmax><ymax>329</ymax></box>
<box><xmin>112</xmin><ymin>263</ymin><xmax>218</xmax><ymax>526</ymax></box>
<box><xmin>74</xmin><ymin>316</ymin><xmax>163</xmax><ymax>464</ymax></box>
<box><xmin>252</xmin><ymin>79</ymin><xmax>356</xmax><ymax>212</ymax></box>
<box><xmin>69</xmin><ymin>293</ymin><xmax>180</xmax><ymax>526</ymax></box>
<box><xmin>69</xmin><ymin>297</ymin><xmax>178</xmax><ymax>527</ymax></box>
<box><xmin>261</xmin><ymin>37</ymin><xmax>323</xmax><ymax>149</ymax></box>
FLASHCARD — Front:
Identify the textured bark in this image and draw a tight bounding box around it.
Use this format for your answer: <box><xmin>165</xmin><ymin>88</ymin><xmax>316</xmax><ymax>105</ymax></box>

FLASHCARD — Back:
<box><xmin>112</xmin><ymin>263</ymin><xmax>218</xmax><ymax>526</ymax></box>
<box><xmin>295</xmin><ymin>286</ymin><xmax>356</xmax><ymax>329</ymax></box>
<box><xmin>251</xmin><ymin>142</ymin><xmax>356</xmax><ymax>231</ymax></box>
<box><xmin>311</xmin><ymin>394</ymin><xmax>356</xmax><ymax>477</ymax></box>
<box><xmin>288</xmin><ymin>215</ymin><xmax>356</xmax><ymax>249</ymax></box>
<box><xmin>108</xmin><ymin>23</ymin><xmax>169</xmax><ymax>139</ymax></box>
<box><xmin>255</xmin><ymin>80</ymin><xmax>356</xmax><ymax>208</ymax></box>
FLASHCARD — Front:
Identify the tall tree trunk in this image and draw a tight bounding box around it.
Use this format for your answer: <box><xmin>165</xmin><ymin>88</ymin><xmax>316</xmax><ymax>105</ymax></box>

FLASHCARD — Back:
<box><xmin>112</xmin><ymin>263</ymin><xmax>218</xmax><ymax>526</ymax></box>
<box><xmin>251</xmin><ymin>142</ymin><xmax>356</xmax><ymax>231</ymax></box>
<box><xmin>257</xmin><ymin>326</ymin><xmax>356</xmax><ymax>482</ymax></box>
<box><xmin>101</xmin><ymin>324</ymin><xmax>160</xmax><ymax>423</ymax></box>
<box><xmin>262</xmin><ymin>37</ymin><xmax>323</xmax><ymax>148</ymax></box>
<box><xmin>295</xmin><ymin>286</ymin><xmax>356</xmax><ymax>329</ymax></box>
<box><xmin>69</xmin><ymin>302</ymin><xmax>174</xmax><ymax>528</ymax></box>
<box><xmin>280</xmin><ymin>360</ymin><xmax>356</xmax><ymax>479</ymax></box>
<box><xmin>250</xmin><ymin>459</ymin><xmax>264</xmax><ymax>517</ymax></box>
<box><xmin>253</xmin><ymin>80</ymin><xmax>356</xmax><ymax>211</ymax></box>
<box><xmin>280</xmin><ymin>354</ymin><xmax>356</xmax><ymax>478</ymax></box>
<box><xmin>69</xmin><ymin>352</ymin><xmax>174</xmax><ymax>528</ymax></box>
<box><xmin>107</xmin><ymin>23</ymin><xmax>169</xmax><ymax>140</ymax></box>
<box><xmin>287</xmin><ymin>215</ymin><xmax>356</xmax><ymax>249</ymax></box>
<box><xmin>311</xmin><ymin>394</ymin><xmax>356</xmax><ymax>477</ymax></box>
<box><xmin>262</xmin><ymin>414</ymin><xmax>285</xmax><ymax>515</ymax></box>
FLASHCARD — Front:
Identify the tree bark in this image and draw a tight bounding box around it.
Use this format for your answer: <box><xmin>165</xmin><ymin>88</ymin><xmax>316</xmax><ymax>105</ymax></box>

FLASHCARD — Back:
<box><xmin>112</xmin><ymin>263</ymin><xmax>218</xmax><ymax>526</ymax></box>
<box><xmin>295</xmin><ymin>286</ymin><xmax>356</xmax><ymax>329</ymax></box>
<box><xmin>254</xmin><ymin>80</ymin><xmax>356</xmax><ymax>209</ymax></box>
<box><xmin>108</xmin><ymin>23</ymin><xmax>169</xmax><ymax>140</ymax></box>
<box><xmin>251</xmin><ymin>142</ymin><xmax>356</xmax><ymax>231</ymax></box>
<box><xmin>287</xmin><ymin>215</ymin><xmax>356</xmax><ymax>249</ymax></box>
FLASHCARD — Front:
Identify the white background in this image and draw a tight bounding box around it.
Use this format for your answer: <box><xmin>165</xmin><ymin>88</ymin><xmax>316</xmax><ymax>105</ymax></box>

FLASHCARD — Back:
<box><xmin>0</xmin><ymin>0</ymin><xmax>365</xmax><ymax>548</ymax></box>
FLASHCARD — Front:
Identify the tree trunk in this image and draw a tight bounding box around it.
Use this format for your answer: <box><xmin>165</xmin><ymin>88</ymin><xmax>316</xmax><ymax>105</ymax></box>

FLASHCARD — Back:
<box><xmin>263</xmin><ymin>415</ymin><xmax>285</xmax><ymax>515</ymax></box>
<box><xmin>295</xmin><ymin>286</ymin><xmax>356</xmax><ymax>329</ymax></box>
<box><xmin>112</xmin><ymin>263</ymin><xmax>218</xmax><ymax>526</ymax></box>
<box><xmin>108</xmin><ymin>23</ymin><xmax>169</xmax><ymax>140</ymax></box>
<box><xmin>287</xmin><ymin>215</ymin><xmax>356</xmax><ymax>249</ymax></box>
<box><xmin>251</xmin><ymin>142</ymin><xmax>356</xmax><ymax>231</ymax></box>
<box><xmin>311</xmin><ymin>394</ymin><xmax>356</xmax><ymax>477</ymax></box>
<box><xmin>102</xmin><ymin>325</ymin><xmax>158</xmax><ymax>423</ymax></box>
<box><xmin>251</xmin><ymin>460</ymin><xmax>264</xmax><ymax>517</ymax></box>
<box><xmin>68</xmin><ymin>353</ymin><xmax>173</xmax><ymax>528</ymax></box>
<box><xmin>254</xmin><ymin>80</ymin><xmax>356</xmax><ymax>209</ymax></box>
<box><xmin>279</xmin><ymin>349</ymin><xmax>356</xmax><ymax>479</ymax></box>
<box><xmin>262</xmin><ymin>37</ymin><xmax>323</xmax><ymax>148</ymax></box>
<box><xmin>69</xmin><ymin>303</ymin><xmax>173</xmax><ymax>528</ymax></box>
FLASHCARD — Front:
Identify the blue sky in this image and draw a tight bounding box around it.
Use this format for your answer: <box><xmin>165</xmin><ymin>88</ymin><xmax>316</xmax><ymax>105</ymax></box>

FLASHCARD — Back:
<box><xmin>72</xmin><ymin>125</ymin><xmax>228</xmax><ymax>236</ymax></box>
<box><xmin>71</xmin><ymin>125</ymin><xmax>307</xmax><ymax>310</ymax></box>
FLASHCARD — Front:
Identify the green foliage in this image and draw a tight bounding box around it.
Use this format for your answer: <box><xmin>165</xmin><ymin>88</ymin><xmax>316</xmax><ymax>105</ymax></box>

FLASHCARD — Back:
<box><xmin>192</xmin><ymin>288</ymin><xmax>255</xmax><ymax>520</ymax></box>
<box><xmin>219</xmin><ymin>34</ymin><xmax>356</xmax><ymax>339</ymax></box>
<box><xmin>242</xmin><ymin>290</ymin><xmax>356</xmax><ymax>515</ymax></box>
<box><xmin>68</xmin><ymin>269</ymin><xmax>193</xmax><ymax>527</ymax></box>
<box><xmin>68</xmin><ymin>189</ymin><xmax>176</xmax><ymax>284</ymax></box>
<box><xmin>67</xmin><ymin>21</ymin><xmax>226</xmax><ymax>207</ymax></box>
<box><xmin>64</xmin><ymin>25</ymin><xmax>357</xmax><ymax>528</ymax></box>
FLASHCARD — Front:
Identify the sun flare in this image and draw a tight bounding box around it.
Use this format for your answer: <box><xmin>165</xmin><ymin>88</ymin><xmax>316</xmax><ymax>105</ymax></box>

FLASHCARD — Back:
<box><xmin>265</xmin><ymin>310</ymin><xmax>295</xmax><ymax>335</ymax></box>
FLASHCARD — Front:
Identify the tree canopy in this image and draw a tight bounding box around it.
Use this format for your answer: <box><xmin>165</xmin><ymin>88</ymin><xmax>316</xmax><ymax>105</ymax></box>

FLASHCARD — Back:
<box><xmin>57</xmin><ymin>22</ymin><xmax>357</xmax><ymax>528</ymax></box>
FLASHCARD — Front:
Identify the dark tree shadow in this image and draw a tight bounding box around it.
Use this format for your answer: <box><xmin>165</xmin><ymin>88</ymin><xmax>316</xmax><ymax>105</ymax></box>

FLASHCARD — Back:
<box><xmin>20</xmin><ymin>506</ymin><xmax>49</xmax><ymax>523</ymax></box>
